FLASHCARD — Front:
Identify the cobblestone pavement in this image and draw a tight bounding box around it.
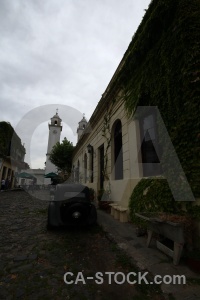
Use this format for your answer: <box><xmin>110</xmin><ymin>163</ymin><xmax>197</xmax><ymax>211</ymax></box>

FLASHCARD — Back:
<box><xmin>0</xmin><ymin>190</ymin><xmax>165</xmax><ymax>300</ymax></box>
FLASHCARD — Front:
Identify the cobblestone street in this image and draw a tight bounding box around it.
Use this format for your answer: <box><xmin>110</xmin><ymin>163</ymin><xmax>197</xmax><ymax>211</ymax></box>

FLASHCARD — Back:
<box><xmin>0</xmin><ymin>190</ymin><xmax>165</xmax><ymax>300</ymax></box>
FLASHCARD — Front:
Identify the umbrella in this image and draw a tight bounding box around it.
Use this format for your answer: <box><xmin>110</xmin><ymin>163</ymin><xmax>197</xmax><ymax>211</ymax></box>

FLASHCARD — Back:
<box><xmin>44</xmin><ymin>172</ymin><xmax>60</xmax><ymax>178</ymax></box>
<box><xmin>16</xmin><ymin>172</ymin><xmax>36</xmax><ymax>179</ymax></box>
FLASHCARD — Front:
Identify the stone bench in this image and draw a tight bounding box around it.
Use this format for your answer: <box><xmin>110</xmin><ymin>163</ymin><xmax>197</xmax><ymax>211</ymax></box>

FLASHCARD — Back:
<box><xmin>109</xmin><ymin>204</ymin><xmax>128</xmax><ymax>223</ymax></box>
<box><xmin>135</xmin><ymin>213</ymin><xmax>185</xmax><ymax>265</ymax></box>
<box><xmin>109</xmin><ymin>203</ymin><xmax>119</xmax><ymax>217</ymax></box>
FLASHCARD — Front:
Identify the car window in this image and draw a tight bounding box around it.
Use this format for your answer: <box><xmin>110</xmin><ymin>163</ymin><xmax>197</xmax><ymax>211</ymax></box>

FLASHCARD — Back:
<box><xmin>64</xmin><ymin>192</ymin><xmax>85</xmax><ymax>199</ymax></box>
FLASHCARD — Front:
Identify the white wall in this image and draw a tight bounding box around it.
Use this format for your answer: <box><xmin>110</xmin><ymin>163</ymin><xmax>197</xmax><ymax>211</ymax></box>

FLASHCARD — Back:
<box><xmin>72</xmin><ymin>99</ymin><xmax>142</xmax><ymax>208</ymax></box>
<box><xmin>19</xmin><ymin>169</ymin><xmax>45</xmax><ymax>185</ymax></box>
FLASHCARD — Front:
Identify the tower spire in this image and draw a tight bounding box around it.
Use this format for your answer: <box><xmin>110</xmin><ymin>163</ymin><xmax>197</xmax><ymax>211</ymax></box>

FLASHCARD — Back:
<box><xmin>45</xmin><ymin>113</ymin><xmax>62</xmax><ymax>183</ymax></box>
<box><xmin>77</xmin><ymin>113</ymin><xmax>88</xmax><ymax>141</ymax></box>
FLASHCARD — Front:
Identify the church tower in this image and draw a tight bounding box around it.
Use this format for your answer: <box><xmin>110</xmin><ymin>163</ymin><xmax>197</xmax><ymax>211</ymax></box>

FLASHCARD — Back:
<box><xmin>45</xmin><ymin>110</ymin><xmax>62</xmax><ymax>181</ymax></box>
<box><xmin>77</xmin><ymin>114</ymin><xmax>87</xmax><ymax>141</ymax></box>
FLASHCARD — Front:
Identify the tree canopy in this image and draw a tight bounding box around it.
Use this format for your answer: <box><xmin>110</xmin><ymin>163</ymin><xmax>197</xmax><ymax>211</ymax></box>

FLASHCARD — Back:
<box><xmin>49</xmin><ymin>137</ymin><xmax>74</xmax><ymax>174</ymax></box>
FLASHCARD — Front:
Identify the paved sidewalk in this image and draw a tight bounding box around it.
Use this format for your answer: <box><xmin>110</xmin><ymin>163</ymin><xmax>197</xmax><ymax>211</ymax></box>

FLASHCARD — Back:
<box><xmin>97</xmin><ymin>210</ymin><xmax>200</xmax><ymax>300</ymax></box>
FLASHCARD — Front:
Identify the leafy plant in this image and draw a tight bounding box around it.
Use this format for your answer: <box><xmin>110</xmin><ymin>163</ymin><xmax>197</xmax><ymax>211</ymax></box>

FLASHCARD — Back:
<box><xmin>89</xmin><ymin>188</ymin><xmax>95</xmax><ymax>201</ymax></box>
<box><xmin>114</xmin><ymin>0</ymin><xmax>200</xmax><ymax>199</ymax></box>
<box><xmin>129</xmin><ymin>178</ymin><xmax>182</xmax><ymax>225</ymax></box>
<box><xmin>97</xmin><ymin>189</ymin><xmax>105</xmax><ymax>201</ymax></box>
<box><xmin>187</xmin><ymin>248</ymin><xmax>200</xmax><ymax>260</ymax></box>
<box><xmin>101</xmin><ymin>99</ymin><xmax>116</xmax><ymax>180</ymax></box>
<box><xmin>49</xmin><ymin>137</ymin><xmax>74</xmax><ymax>174</ymax></box>
<box><xmin>0</xmin><ymin>121</ymin><xmax>25</xmax><ymax>159</ymax></box>
<box><xmin>97</xmin><ymin>189</ymin><xmax>112</xmax><ymax>211</ymax></box>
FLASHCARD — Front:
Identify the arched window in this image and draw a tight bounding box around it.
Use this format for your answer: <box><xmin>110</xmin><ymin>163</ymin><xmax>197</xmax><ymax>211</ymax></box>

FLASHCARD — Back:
<box><xmin>113</xmin><ymin>120</ymin><xmax>123</xmax><ymax>180</ymax></box>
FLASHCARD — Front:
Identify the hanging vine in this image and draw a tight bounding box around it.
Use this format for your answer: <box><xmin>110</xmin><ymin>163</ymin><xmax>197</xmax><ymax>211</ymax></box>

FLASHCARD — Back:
<box><xmin>101</xmin><ymin>100</ymin><xmax>116</xmax><ymax>180</ymax></box>
<box><xmin>121</xmin><ymin>0</ymin><xmax>200</xmax><ymax>220</ymax></box>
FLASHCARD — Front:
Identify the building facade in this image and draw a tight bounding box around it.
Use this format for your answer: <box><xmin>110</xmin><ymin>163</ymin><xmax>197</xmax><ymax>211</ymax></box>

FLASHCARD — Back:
<box><xmin>0</xmin><ymin>121</ymin><xmax>27</xmax><ymax>189</ymax></box>
<box><xmin>72</xmin><ymin>0</ymin><xmax>200</xmax><ymax>226</ymax></box>
<box><xmin>72</xmin><ymin>83</ymin><xmax>142</xmax><ymax>208</ymax></box>
<box><xmin>18</xmin><ymin>169</ymin><xmax>45</xmax><ymax>186</ymax></box>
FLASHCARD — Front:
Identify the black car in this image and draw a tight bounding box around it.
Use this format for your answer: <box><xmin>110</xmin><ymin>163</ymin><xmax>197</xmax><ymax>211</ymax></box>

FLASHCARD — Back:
<box><xmin>47</xmin><ymin>183</ymin><xmax>97</xmax><ymax>229</ymax></box>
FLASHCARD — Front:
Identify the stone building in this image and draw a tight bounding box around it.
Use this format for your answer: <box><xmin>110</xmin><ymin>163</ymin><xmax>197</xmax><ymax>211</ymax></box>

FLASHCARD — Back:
<box><xmin>72</xmin><ymin>0</ymin><xmax>200</xmax><ymax>222</ymax></box>
<box><xmin>77</xmin><ymin>114</ymin><xmax>88</xmax><ymax>142</ymax></box>
<box><xmin>72</xmin><ymin>71</ymin><xmax>141</xmax><ymax>207</ymax></box>
<box><xmin>18</xmin><ymin>169</ymin><xmax>45</xmax><ymax>186</ymax></box>
<box><xmin>0</xmin><ymin>121</ymin><xmax>27</xmax><ymax>189</ymax></box>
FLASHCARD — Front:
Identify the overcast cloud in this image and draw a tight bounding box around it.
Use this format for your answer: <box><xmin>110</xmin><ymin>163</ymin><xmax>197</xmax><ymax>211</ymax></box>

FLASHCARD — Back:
<box><xmin>0</xmin><ymin>0</ymin><xmax>151</xmax><ymax>169</ymax></box>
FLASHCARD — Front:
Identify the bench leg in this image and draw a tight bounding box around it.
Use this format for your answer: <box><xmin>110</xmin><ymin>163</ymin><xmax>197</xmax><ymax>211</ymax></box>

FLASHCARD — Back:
<box><xmin>119</xmin><ymin>211</ymin><xmax>128</xmax><ymax>223</ymax></box>
<box><xmin>147</xmin><ymin>230</ymin><xmax>153</xmax><ymax>247</ymax></box>
<box><xmin>173</xmin><ymin>242</ymin><xmax>183</xmax><ymax>265</ymax></box>
<box><xmin>110</xmin><ymin>207</ymin><xmax>115</xmax><ymax>216</ymax></box>
<box><xmin>114</xmin><ymin>209</ymin><xmax>120</xmax><ymax>220</ymax></box>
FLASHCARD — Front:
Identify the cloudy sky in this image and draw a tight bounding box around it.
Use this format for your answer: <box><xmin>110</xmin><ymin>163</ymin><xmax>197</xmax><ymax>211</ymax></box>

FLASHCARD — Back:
<box><xmin>0</xmin><ymin>0</ymin><xmax>151</xmax><ymax>169</ymax></box>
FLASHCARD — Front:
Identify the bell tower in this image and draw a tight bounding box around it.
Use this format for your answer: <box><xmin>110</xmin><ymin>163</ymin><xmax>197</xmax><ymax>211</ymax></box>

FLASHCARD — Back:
<box><xmin>45</xmin><ymin>110</ymin><xmax>62</xmax><ymax>181</ymax></box>
<box><xmin>77</xmin><ymin>114</ymin><xmax>87</xmax><ymax>141</ymax></box>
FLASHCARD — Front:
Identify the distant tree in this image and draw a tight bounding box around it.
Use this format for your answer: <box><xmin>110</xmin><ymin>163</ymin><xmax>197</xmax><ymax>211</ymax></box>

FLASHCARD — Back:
<box><xmin>49</xmin><ymin>137</ymin><xmax>74</xmax><ymax>174</ymax></box>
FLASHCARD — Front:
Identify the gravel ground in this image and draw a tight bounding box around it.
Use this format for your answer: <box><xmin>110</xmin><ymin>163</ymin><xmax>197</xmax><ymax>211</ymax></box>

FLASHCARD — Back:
<box><xmin>0</xmin><ymin>190</ymin><xmax>165</xmax><ymax>300</ymax></box>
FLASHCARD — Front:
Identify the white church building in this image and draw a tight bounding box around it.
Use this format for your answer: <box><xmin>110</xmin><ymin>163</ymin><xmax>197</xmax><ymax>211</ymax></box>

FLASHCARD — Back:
<box><xmin>72</xmin><ymin>85</ymin><xmax>140</xmax><ymax>208</ymax></box>
<box><xmin>44</xmin><ymin>111</ymin><xmax>62</xmax><ymax>184</ymax></box>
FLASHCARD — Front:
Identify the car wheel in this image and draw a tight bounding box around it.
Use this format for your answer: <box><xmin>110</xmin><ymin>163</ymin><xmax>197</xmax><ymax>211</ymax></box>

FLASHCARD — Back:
<box><xmin>62</xmin><ymin>203</ymin><xmax>89</xmax><ymax>224</ymax></box>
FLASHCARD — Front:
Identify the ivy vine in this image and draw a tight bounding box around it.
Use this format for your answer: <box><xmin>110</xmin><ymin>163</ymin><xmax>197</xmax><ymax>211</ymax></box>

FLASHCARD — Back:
<box><xmin>119</xmin><ymin>0</ymin><xmax>200</xmax><ymax>198</ymax></box>
<box><xmin>101</xmin><ymin>100</ymin><xmax>115</xmax><ymax>180</ymax></box>
<box><xmin>0</xmin><ymin>122</ymin><xmax>24</xmax><ymax>159</ymax></box>
<box><xmin>129</xmin><ymin>179</ymin><xmax>179</xmax><ymax>223</ymax></box>
<box><xmin>107</xmin><ymin>0</ymin><xmax>200</xmax><ymax>220</ymax></box>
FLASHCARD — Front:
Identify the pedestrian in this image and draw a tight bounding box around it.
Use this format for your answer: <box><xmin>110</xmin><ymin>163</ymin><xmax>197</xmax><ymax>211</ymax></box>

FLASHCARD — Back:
<box><xmin>1</xmin><ymin>179</ymin><xmax>5</xmax><ymax>191</ymax></box>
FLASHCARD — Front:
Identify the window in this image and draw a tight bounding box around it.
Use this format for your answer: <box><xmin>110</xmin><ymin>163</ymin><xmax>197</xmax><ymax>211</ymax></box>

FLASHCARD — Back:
<box><xmin>140</xmin><ymin>112</ymin><xmax>162</xmax><ymax>176</ymax></box>
<box><xmin>114</xmin><ymin>120</ymin><xmax>123</xmax><ymax>180</ymax></box>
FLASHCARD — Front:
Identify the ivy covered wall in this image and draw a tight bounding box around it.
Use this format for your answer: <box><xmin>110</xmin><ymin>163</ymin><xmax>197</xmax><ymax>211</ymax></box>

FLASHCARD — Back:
<box><xmin>116</xmin><ymin>0</ymin><xmax>200</xmax><ymax>198</ymax></box>
<box><xmin>0</xmin><ymin>121</ymin><xmax>25</xmax><ymax>160</ymax></box>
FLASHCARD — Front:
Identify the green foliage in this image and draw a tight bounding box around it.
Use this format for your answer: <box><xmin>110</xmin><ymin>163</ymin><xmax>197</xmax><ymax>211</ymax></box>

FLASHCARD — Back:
<box><xmin>186</xmin><ymin>203</ymin><xmax>200</xmax><ymax>220</ymax></box>
<box><xmin>97</xmin><ymin>189</ymin><xmax>105</xmax><ymax>201</ymax></box>
<box><xmin>116</xmin><ymin>0</ymin><xmax>200</xmax><ymax>209</ymax></box>
<box><xmin>0</xmin><ymin>121</ymin><xmax>25</xmax><ymax>159</ymax></box>
<box><xmin>101</xmin><ymin>100</ymin><xmax>115</xmax><ymax>180</ymax></box>
<box><xmin>49</xmin><ymin>137</ymin><xmax>74</xmax><ymax>173</ymax></box>
<box><xmin>89</xmin><ymin>188</ymin><xmax>95</xmax><ymax>201</ymax></box>
<box><xmin>0</xmin><ymin>122</ymin><xmax>14</xmax><ymax>157</ymax></box>
<box><xmin>129</xmin><ymin>178</ymin><xmax>183</xmax><ymax>225</ymax></box>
